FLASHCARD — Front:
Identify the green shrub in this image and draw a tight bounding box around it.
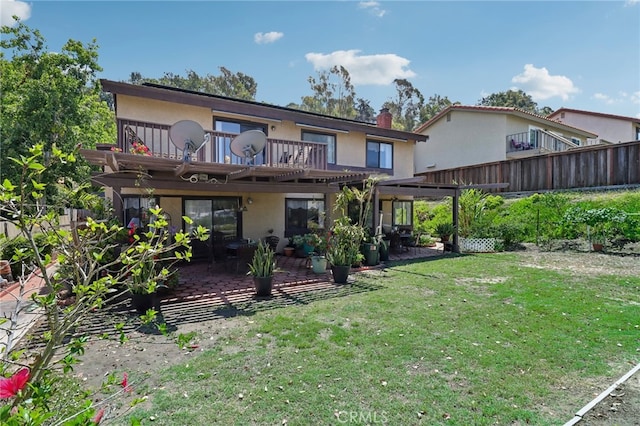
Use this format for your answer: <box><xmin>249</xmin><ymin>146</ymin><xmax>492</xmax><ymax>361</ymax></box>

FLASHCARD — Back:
<box><xmin>1</xmin><ymin>233</ymin><xmax>52</xmax><ymax>278</ymax></box>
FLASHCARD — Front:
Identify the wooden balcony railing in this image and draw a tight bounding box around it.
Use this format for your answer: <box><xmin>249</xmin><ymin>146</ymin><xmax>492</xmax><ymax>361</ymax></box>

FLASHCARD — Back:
<box><xmin>117</xmin><ymin>119</ymin><xmax>328</xmax><ymax>170</ymax></box>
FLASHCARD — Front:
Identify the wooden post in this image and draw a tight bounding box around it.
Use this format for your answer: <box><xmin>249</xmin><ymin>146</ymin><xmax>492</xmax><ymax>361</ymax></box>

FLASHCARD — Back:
<box><xmin>452</xmin><ymin>188</ymin><xmax>460</xmax><ymax>253</ymax></box>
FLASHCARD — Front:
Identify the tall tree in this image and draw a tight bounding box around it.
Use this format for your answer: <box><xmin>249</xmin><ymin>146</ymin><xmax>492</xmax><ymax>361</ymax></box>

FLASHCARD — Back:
<box><xmin>419</xmin><ymin>94</ymin><xmax>459</xmax><ymax>123</ymax></box>
<box><xmin>128</xmin><ymin>67</ymin><xmax>258</xmax><ymax>101</ymax></box>
<box><xmin>382</xmin><ymin>79</ymin><xmax>425</xmax><ymax>131</ymax></box>
<box><xmin>477</xmin><ymin>89</ymin><xmax>554</xmax><ymax>115</ymax></box>
<box><xmin>0</xmin><ymin>20</ymin><xmax>115</xmax><ymax>191</ymax></box>
<box><xmin>292</xmin><ymin>66</ymin><xmax>357</xmax><ymax>119</ymax></box>
<box><xmin>355</xmin><ymin>98</ymin><xmax>376</xmax><ymax>123</ymax></box>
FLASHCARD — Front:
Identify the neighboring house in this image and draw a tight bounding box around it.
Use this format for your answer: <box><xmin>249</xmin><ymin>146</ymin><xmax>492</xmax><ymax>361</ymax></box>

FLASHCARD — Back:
<box><xmin>82</xmin><ymin>80</ymin><xmax>445</xmax><ymax>258</ymax></box>
<box><xmin>413</xmin><ymin>105</ymin><xmax>597</xmax><ymax>173</ymax></box>
<box><xmin>547</xmin><ymin>108</ymin><xmax>640</xmax><ymax>146</ymax></box>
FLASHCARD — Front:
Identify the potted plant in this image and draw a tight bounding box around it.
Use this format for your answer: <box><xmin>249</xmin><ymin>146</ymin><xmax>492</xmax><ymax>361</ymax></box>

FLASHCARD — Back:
<box><xmin>125</xmin><ymin>257</ymin><xmax>165</xmax><ymax>313</ymax></box>
<box><xmin>248</xmin><ymin>240</ymin><xmax>276</xmax><ymax>296</ymax></box>
<box><xmin>308</xmin><ymin>232</ymin><xmax>329</xmax><ymax>273</ymax></box>
<box><xmin>434</xmin><ymin>222</ymin><xmax>455</xmax><ymax>242</ymax></box>
<box><xmin>564</xmin><ymin>207</ymin><xmax>627</xmax><ymax>252</ymax></box>
<box><xmin>326</xmin><ymin>219</ymin><xmax>365</xmax><ymax>284</ymax></box>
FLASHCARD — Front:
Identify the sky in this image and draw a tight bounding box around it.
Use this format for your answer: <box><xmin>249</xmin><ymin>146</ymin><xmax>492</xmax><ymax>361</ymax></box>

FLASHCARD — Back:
<box><xmin>2</xmin><ymin>0</ymin><xmax>640</xmax><ymax>119</ymax></box>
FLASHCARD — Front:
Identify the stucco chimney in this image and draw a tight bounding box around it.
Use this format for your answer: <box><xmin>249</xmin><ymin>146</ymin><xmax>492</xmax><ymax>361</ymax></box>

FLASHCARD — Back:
<box><xmin>376</xmin><ymin>108</ymin><xmax>392</xmax><ymax>129</ymax></box>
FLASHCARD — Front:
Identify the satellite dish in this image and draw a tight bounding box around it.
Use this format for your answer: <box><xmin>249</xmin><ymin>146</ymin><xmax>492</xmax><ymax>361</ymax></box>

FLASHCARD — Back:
<box><xmin>169</xmin><ymin>120</ymin><xmax>210</xmax><ymax>163</ymax></box>
<box><xmin>230</xmin><ymin>130</ymin><xmax>266</xmax><ymax>163</ymax></box>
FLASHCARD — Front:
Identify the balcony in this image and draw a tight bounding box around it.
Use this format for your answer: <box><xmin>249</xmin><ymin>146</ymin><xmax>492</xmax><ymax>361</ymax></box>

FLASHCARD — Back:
<box><xmin>506</xmin><ymin>130</ymin><xmax>579</xmax><ymax>157</ymax></box>
<box><xmin>118</xmin><ymin>119</ymin><xmax>328</xmax><ymax>170</ymax></box>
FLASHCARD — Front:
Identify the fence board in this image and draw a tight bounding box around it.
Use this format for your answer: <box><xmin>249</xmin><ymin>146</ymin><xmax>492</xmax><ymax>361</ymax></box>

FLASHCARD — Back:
<box><xmin>417</xmin><ymin>140</ymin><xmax>640</xmax><ymax>193</ymax></box>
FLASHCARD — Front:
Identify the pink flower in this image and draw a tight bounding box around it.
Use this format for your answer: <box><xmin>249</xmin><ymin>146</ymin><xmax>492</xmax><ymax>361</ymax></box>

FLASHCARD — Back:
<box><xmin>121</xmin><ymin>372</ymin><xmax>131</xmax><ymax>392</ymax></box>
<box><xmin>92</xmin><ymin>408</ymin><xmax>105</xmax><ymax>424</ymax></box>
<box><xmin>0</xmin><ymin>368</ymin><xmax>30</xmax><ymax>399</ymax></box>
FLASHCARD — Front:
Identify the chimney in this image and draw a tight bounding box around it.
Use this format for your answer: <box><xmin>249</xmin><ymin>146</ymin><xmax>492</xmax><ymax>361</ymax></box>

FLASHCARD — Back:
<box><xmin>376</xmin><ymin>108</ymin><xmax>392</xmax><ymax>129</ymax></box>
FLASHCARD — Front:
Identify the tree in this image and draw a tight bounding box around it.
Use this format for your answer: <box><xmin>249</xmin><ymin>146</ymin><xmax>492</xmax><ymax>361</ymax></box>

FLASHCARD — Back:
<box><xmin>355</xmin><ymin>98</ymin><xmax>376</xmax><ymax>123</ymax></box>
<box><xmin>0</xmin><ymin>20</ymin><xmax>115</xmax><ymax>192</ymax></box>
<box><xmin>419</xmin><ymin>94</ymin><xmax>459</xmax><ymax>123</ymax></box>
<box><xmin>0</xmin><ymin>144</ymin><xmax>208</xmax><ymax>424</ymax></box>
<box><xmin>128</xmin><ymin>67</ymin><xmax>258</xmax><ymax>100</ymax></box>
<box><xmin>291</xmin><ymin>65</ymin><xmax>357</xmax><ymax>119</ymax></box>
<box><xmin>477</xmin><ymin>89</ymin><xmax>554</xmax><ymax>116</ymax></box>
<box><xmin>382</xmin><ymin>79</ymin><xmax>425</xmax><ymax>131</ymax></box>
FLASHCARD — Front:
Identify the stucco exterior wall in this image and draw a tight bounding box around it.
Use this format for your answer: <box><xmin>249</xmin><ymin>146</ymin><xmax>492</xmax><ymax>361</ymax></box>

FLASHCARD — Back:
<box><xmin>554</xmin><ymin>112</ymin><xmax>635</xmax><ymax>143</ymax></box>
<box><xmin>118</xmin><ymin>95</ymin><xmax>212</xmax><ymax>131</ymax></box>
<box><xmin>415</xmin><ymin>111</ymin><xmax>507</xmax><ymax>172</ymax></box>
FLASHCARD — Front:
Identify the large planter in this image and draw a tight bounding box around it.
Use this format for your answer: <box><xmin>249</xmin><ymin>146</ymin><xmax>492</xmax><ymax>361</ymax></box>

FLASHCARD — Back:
<box><xmin>361</xmin><ymin>242</ymin><xmax>379</xmax><ymax>266</ymax></box>
<box><xmin>379</xmin><ymin>240</ymin><xmax>389</xmax><ymax>261</ymax></box>
<box><xmin>131</xmin><ymin>292</ymin><xmax>155</xmax><ymax>314</ymax></box>
<box><xmin>330</xmin><ymin>265</ymin><xmax>350</xmax><ymax>284</ymax></box>
<box><xmin>253</xmin><ymin>276</ymin><xmax>273</xmax><ymax>297</ymax></box>
<box><xmin>311</xmin><ymin>255</ymin><xmax>328</xmax><ymax>273</ymax></box>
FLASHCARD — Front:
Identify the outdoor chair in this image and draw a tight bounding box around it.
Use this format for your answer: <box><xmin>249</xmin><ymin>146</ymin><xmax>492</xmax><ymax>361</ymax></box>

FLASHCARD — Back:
<box><xmin>225</xmin><ymin>243</ymin><xmax>257</xmax><ymax>274</ymax></box>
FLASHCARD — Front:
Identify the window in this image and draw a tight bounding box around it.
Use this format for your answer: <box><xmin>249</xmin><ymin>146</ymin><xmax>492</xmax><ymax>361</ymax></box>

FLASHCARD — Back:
<box><xmin>123</xmin><ymin>197</ymin><xmax>156</xmax><ymax>228</ymax></box>
<box><xmin>366</xmin><ymin>140</ymin><xmax>393</xmax><ymax>169</ymax></box>
<box><xmin>214</xmin><ymin>118</ymin><xmax>266</xmax><ymax>165</ymax></box>
<box><xmin>302</xmin><ymin>131</ymin><xmax>335</xmax><ymax>164</ymax></box>
<box><xmin>636</xmin><ymin>126</ymin><xmax>640</xmax><ymax>140</ymax></box>
<box><xmin>285</xmin><ymin>198</ymin><xmax>325</xmax><ymax>237</ymax></box>
<box><xmin>392</xmin><ymin>200</ymin><xmax>412</xmax><ymax>226</ymax></box>
<box><xmin>571</xmin><ymin>137</ymin><xmax>582</xmax><ymax>146</ymax></box>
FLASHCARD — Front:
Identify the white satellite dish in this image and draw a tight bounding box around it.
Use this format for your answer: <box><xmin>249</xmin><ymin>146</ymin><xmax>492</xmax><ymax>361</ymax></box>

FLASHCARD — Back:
<box><xmin>230</xmin><ymin>130</ymin><xmax>266</xmax><ymax>163</ymax></box>
<box><xmin>169</xmin><ymin>120</ymin><xmax>210</xmax><ymax>163</ymax></box>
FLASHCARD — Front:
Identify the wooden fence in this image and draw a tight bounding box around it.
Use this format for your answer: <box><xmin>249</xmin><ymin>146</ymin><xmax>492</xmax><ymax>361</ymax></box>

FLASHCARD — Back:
<box><xmin>417</xmin><ymin>140</ymin><xmax>640</xmax><ymax>193</ymax></box>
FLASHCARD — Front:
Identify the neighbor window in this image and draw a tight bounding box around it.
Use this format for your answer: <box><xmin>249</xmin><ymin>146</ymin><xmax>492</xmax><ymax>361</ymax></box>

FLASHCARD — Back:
<box><xmin>123</xmin><ymin>197</ymin><xmax>156</xmax><ymax>228</ymax></box>
<box><xmin>285</xmin><ymin>198</ymin><xmax>325</xmax><ymax>237</ymax></box>
<box><xmin>392</xmin><ymin>200</ymin><xmax>412</xmax><ymax>226</ymax></box>
<box><xmin>366</xmin><ymin>140</ymin><xmax>393</xmax><ymax>169</ymax></box>
<box><xmin>302</xmin><ymin>131</ymin><xmax>336</xmax><ymax>164</ymax></box>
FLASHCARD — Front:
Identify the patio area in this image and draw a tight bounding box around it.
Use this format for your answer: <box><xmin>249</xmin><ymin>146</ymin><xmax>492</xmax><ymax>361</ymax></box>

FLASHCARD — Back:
<box><xmin>160</xmin><ymin>244</ymin><xmax>444</xmax><ymax>312</ymax></box>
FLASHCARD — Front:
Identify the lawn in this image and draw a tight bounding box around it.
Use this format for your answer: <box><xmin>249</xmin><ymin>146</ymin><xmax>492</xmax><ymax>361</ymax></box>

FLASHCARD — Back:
<box><xmin>108</xmin><ymin>251</ymin><xmax>638</xmax><ymax>425</ymax></box>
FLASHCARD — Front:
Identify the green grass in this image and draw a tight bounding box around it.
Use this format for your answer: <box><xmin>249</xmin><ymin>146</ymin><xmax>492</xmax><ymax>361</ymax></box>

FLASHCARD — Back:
<box><xmin>123</xmin><ymin>253</ymin><xmax>639</xmax><ymax>425</ymax></box>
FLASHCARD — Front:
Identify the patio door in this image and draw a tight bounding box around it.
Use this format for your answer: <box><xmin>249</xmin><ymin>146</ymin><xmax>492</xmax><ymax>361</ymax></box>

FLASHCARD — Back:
<box><xmin>183</xmin><ymin>197</ymin><xmax>242</xmax><ymax>259</ymax></box>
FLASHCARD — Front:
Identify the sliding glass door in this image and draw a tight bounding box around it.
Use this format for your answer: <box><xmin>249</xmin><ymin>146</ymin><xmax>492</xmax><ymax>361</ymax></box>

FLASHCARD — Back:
<box><xmin>183</xmin><ymin>197</ymin><xmax>241</xmax><ymax>258</ymax></box>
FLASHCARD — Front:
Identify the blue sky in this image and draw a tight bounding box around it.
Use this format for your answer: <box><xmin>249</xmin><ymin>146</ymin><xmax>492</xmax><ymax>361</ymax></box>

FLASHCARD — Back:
<box><xmin>3</xmin><ymin>0</ymin><xmax>640</xmax><ymax>118</ymax></box>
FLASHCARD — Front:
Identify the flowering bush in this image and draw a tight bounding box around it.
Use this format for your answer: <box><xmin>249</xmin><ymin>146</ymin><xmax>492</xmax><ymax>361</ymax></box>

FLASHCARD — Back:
<box><xmin>110</xmin><ymin>146</ymin><xmax>122</xmax><ymax>153</ymax></box>
<box><xmin>130</xmin><ymin>141</ymin><xmax>151</xmax><ymax>156</ymax></box>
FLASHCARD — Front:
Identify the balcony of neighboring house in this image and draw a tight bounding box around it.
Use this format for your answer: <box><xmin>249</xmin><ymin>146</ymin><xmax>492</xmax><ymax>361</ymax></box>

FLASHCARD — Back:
<box><xmin>506</xmin><ymin>129</ymin><xmax>579</xmax><ymax>159</ymax></box>
<box><xmin>118</xmin><ymin>119</ymin><xmax>328</xmax><ymax>170</ymax></box>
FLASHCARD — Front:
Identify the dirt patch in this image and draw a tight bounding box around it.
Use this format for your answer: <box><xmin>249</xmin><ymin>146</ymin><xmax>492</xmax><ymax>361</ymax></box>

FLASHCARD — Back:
<box><xmin>579</xmin><ymin>375</ymin><xmax>640</xmax><ymax>425</ymax></box>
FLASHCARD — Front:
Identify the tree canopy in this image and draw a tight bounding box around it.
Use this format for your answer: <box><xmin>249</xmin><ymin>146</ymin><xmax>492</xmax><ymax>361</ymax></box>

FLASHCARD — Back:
<box><xmin>477</xmin><ymin>89</ymin><xmax>554</xmax><ymax>116</ymax></box>
<box><xmin>0</xmin><ymin>20</ymin><xmax>115</xmax><ymax>191</ymax></box>
<box><xmin>128</xmin><ymin>67</ymin><xmax>258</xmax><ymax>101</ymax></box>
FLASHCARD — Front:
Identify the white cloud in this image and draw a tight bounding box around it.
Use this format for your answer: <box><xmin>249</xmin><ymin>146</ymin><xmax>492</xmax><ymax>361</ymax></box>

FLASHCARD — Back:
<box><xmin>628</xmin><ymin>91</ymin><xmax>640</xmax><ymax>104</ymax></box>
<box><xmin>593</xmin><ymin>93</ymin><xmax>614</xmax><ymax>105</ymax></box>
<box><xmin>254</xmin><ymin>31</ymin><xmax>284</xmax><ymax>44</ymax></box>
<box><xmin>0</xmin><ymin>0</ymin><xmax>31</xmax><ymax>27</ymax></box>
<box><xmin>511</xmin><ymin>64</ymin><xmax>580</xmax><ymax>101</ymax></box>
<box><xmin>358</xmin><ymin>1</ymin><xmax>387</xmax><ymax>18</ymax></box>
<box><xmin>625</xmin><ymin>0</ymin><xmax>639</xmax><ymax>6</ymax></box>
<box><xmin>305</xmin><ymin>49</ymin><xmax>415</xmax><ymax>85</ymax></box>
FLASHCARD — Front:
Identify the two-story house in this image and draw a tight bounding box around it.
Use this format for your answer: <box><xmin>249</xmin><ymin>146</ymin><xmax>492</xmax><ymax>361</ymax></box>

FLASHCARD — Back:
<box><xmin>83</xmin><ymin>80</ymin><xmax>454</xmax><ymax>258</ymax></box>
<box><xmin>547</xmin><ymin>108</ymin><xmax>640</xmax><ymax>145</ymax></box>
<box><xmin>413</xmin><ymin>105</ymin><xmax>597</xmax><ymax>173</ymax></box>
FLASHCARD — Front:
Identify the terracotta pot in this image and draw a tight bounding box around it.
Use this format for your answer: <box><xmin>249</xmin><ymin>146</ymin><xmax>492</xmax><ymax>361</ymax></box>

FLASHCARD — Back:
<box><xmin>284</xmin><ymin>247</ymin><xmax>295</xmax><ymax>257</ymax></box>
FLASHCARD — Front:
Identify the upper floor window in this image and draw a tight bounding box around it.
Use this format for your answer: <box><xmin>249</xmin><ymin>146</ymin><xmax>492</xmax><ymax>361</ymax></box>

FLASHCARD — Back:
<box><xmin>285</xmin><ymin>198</ymin><xmax>325</xmax><ymax>238</ymax></box>
<box><xmin>214</xmin><ymin>118</ymin><xmax>266</xmax><ymax>165</ymax></box>
<box><xmin>636</xmin><ymin>126</ymin><xmax>640</xmax><ymax>140</ymax></box>
<box><xmin>571</xmin><ymin>137</ymin><xmax>582</xmax><ymax>146</ymax></box>
<box><xmin>366</xmin><ymin>140</ymin><xmax>393</xmax><ymax>169</ymax></box>
<box><xmin>301</xmin><ymin>131</ymin><xmax>335</xmax><ymax>164</ymax></box>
